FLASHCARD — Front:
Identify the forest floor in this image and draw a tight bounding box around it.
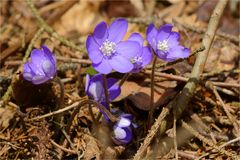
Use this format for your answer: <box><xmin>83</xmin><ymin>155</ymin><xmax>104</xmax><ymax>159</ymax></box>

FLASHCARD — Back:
<box><xmin>0</xmin><ymin>0</ymin><xmax>239</xmax><ymax>159</ymax></box>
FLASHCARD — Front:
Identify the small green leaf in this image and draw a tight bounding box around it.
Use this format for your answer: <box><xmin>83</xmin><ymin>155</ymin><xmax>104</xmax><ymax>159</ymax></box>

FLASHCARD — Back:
<box><xmin>86</xmin><ymin>66</ymin><xmax>98</xmax><ymax>75</ymax></box>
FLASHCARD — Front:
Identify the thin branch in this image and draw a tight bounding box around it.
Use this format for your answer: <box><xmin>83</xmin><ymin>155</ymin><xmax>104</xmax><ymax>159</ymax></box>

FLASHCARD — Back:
<box><xmin>50</xmin><ymin>139</ymin><xmax>77</xmax><ymax>154</ymax></box>
<box><xmin>219</xmin><ymin>137</ymin><xmax>240</xmax><ymax>149</ymax></box>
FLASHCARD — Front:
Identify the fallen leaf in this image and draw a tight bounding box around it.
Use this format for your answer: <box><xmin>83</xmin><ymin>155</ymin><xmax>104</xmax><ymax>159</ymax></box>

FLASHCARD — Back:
<box><xmin>115</xmin><ymin>81</ymin><xmax>177</xmax><ymax>111</ymax></box>
<box><xmin>0</xmin><ymin>105</ymin><xmax>16</xmax><ymax>130</ymax></box>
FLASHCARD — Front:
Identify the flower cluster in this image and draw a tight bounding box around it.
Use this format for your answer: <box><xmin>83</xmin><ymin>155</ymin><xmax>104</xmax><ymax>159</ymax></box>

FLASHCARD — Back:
<box><xmin>23</xmin><ymin>45</ymin><xmax>56</xmax><ymax>84</ymax></box>
<box><xmin>86</xmin><ymin>18</ymin><xmax>151</xmax><ymax>74</ymax></box>
<box><xmin>22</xmin><ymin>18</ymin><xmax>190</xmax><ymax>146</ymax></box>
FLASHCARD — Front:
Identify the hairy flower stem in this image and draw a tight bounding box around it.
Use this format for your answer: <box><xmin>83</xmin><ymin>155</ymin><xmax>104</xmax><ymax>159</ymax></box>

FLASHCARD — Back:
<box><xmin>148</xmin><ymin>55</ymin><xmax>157</xmax><ymax>128</ymax></box>
<box><xmin>119</xmin><ymin>73</ymin><xmax>130</xmax><ymax>87</ymax></box>
<box><xmin>102</xmin><ymin>75</ymin><xmax>110</xmax><ymax>108</ymax></box>
<box><xmin>88</xmin><ymin>104</ymin><xmax>97</xmax><ymax>125</ymax></box>
<box><xmin>95</xmin><ymin>75</ymin><xmax>110</xmax><ymax>122</ymax></box>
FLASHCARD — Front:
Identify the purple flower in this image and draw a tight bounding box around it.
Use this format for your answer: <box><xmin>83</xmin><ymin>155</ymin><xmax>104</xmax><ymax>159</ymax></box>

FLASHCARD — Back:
<box><xmin>146</xmin><ymin>24</ymin><xmax>190</xmax><ymax>62</ymax></box>
<box><xmin>85</xmin><ymin>74</ymin><xmax>121</xmax><ymax>120</ymax></box>
<box><xmin>86</xmin><ymin>18</ymin><xmax>141</xmax><ymax>74</ymax></box>
<box><xmin>22</xmin><ymin>45</ymin><xmax>57</xmax><ymax>85</ymax></box>
<box><xmin>112</xmin><ymin>114</ymin><xmax>134</xmax><ymax>145</ymax></box>
<box><xmin>127</xmin><ymin>33</ymin><xmax>152</xmax><ymax>73</ymax></box>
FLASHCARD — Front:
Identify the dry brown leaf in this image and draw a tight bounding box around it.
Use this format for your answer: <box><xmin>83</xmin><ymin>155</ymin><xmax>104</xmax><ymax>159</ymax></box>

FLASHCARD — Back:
<box><xmin>0</xmin><ymin>106</ymin><xmax>16</xmax><ymax>130</ymax></box>
<box><xmin>54</xmin><ymin>0</ymin><xmax>104</xmax><ymax>35</ymax></box>
<box><xmin>115</xmin><ymin>81</ymin><xmax>176</xmax><ymax>111</ymax></box>
<box><xmin>83</xmin><ymin>134</ymin><xmax>101</xmax><ymax>160</ymax></box>
<box><xmin>205</xmin><ymin>45</ymin><xmax>238</xmax><ymax>72</ymax></box>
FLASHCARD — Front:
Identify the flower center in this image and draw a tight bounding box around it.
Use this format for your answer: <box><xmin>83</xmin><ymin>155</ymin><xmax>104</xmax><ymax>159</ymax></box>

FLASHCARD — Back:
<box><xmin>99</xmin><ymin>39</ymin><xmax>117</xmax><ymax>57</ymax></box>
<box><xmin>157</xmin><ymin>40</ymin><xmax>168</xmax><ymax>52</ymax></box>
<box><xmin>131</xmin><ymin>56</ymin><xmax>143</xmax><ymax>64</ymax></box>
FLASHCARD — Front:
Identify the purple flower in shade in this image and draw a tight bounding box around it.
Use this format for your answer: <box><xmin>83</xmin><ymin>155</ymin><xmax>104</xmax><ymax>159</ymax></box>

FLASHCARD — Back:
<box><xmin>146</xmin><ymin>24</ymin><xmax>190</xmax><ymax>62</ymax></box>
<box><xmin>127</xmin><ymin>33</ymin><xmax>152</xmax><ymax>73</ymax></box>
<box><xmin>22</xmin><ymin>45</ymin><xmax>57</xmax><ymax>85</ymax></box>
<box><xmin>112</xmin><ymin>113</ymin><xmax>134</xmax><ymax>145</ymax></box>
<box><xmin>86</xmin><ymin>18</ymin><xmax>141</xmax><ymax>74</ymax></box>
<box><xmin>85</xmin><ymin>74</ymin><xmax>121</xmax><ymax>119</ymax></box>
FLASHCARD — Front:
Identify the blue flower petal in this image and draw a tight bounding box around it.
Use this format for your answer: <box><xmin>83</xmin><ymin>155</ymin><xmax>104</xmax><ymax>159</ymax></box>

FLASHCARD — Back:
<box><xmin>128</xmin><ymin>33</ymin><xmax>144</xmax><ymax>46</ymax></box>
<box><xmin>93</xmin><ymin>21</ymin><xmax>108</xmax><ymax>45</ymax></box>
<box><xmin>86</xmin><ymin>36</ymin><xmax>103</xmax><ymax>64</ymax></box>
<box><xmin>146</xmin><ymin>23</ymin><xmax>158</xmax><ymax>50</ymax></box>
<box><xmin>156</xmin><ymin>24</ymin><xmax>173</xmax><ymax>42</ymax></box>
<box><xmin>92</xmin><ymin>58</ymin><xmax>112</xmax><ymax>74</ymax></box>
<box><xmin>141</xmin><ymin>46</ymin><xmax>152</xmax><ymax>66</ymax></box>
<box><xmin>116</xmin><ymin>41</ymin><xmax>140</xmax><ymax>59</ymax></box>
<box><xmin>108</xmin><ymin>18</ymin><xmax>128</xmax><ymax>43</ymax></box>
<box><xmin>108</xmin><ymin>55</ymin><xmax>133</xmax><ymax>73</ymax></box>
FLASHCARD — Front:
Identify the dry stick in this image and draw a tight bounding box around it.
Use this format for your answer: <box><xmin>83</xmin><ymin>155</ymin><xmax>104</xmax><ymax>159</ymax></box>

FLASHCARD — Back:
<box><xmin>56</xmin><ymin>56</ymin><xmax>92</xmax><ymax>64</ymax></box>
<box><xmin>133</xmin><ymin>107</ymin><xmax>169</xmax><ymax>160</ymax></box>
<box><xmin>144</xmin><ymin>70</ymin><xmax>240</xmax><ymax>88</ymax></box>
<box><xmin>210</xmin><ymin>83</ymin><xmax>240</xmax><ymax>136</ymax></box>
<box><xmin>50</xmin><ymin>139</ymin><xmax>77</xmax><ymax>154</ymax></box>
<box><xmin>148</xmin><ymin>55</ymin><xmax>157</xmax><ymax>128</ymax></box>
<box><xmin>1</xmin><ymin>27</ymin><xmax>44</xmax><ymax>105</ymax></box>
<box><xmin>26</xmin><ymin>0</ymin><xmax>85</xmax><ymax>53</ymax></box>
<box><xmin>61</xmin><ymin>128</ymin><xmax>79</xmax><ymax>155</ymax></box>
<box><xmin>28</xmin><ymin>98</ymin><xmax>117</xmax><ymax>122</ymax></box>
<box><xmin>133</xmin><ymin>0</ymin><xmax>229</xmax><ymax>159</ymax></box>
<box><xmin>182</xmin><ymin>121</ymin><xmax>239</xmax><ymax>159</ymax></box>
<box><xmin>219</xmin><ymin>137</ymin><xmax>240</xmax><ymax>149</ymax></box>
<box><xmin>173</xmin><ymin>108</ymin><xmax>178</xmax><ymax>160</ymax></box>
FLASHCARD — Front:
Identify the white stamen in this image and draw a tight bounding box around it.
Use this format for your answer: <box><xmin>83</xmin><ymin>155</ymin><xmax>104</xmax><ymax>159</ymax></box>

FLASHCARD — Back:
<box><xmin>99</xmin><ymin>39</ymin><xmax>117</xmax><ymax>57</ymax></box>
<box><xmin>131</xmin><ymin>56</ymin><xmax>143</xmax><ymax>64</ymax></box>
<box><xmin>157</xmin><ymin>40</ymin><xmax>168</xmax><ymax>52</ymax></box>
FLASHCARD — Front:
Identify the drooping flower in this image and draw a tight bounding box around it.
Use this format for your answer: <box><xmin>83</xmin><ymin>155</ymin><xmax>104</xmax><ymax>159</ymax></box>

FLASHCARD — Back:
<box><xmin>112</xmin><ymin>113</ymin><xmax>134</xmax><ymax>145</ymax></box>
<box><xmin>86</xmin><ymin>18</ymin><xmax>141</xmax><ymax>74</ymax></box>
<box><xmin>22</xmin><ymin>45</ymin><xmax>57</xmax><ymax>85</ymax></box>
<box><xmin>146</xmin><ymin>24</ymin><xmax>190</xmax><ymax>62</ymax></box>
<box><xmin>85</xmin><ymin>74</ymin><xmax>121</xmax><ymax>114</ymax></box>
<box><xmin>127</xmin><ymin>33</ymin><xmax>152</xmax><ymax>73</ymax></box>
